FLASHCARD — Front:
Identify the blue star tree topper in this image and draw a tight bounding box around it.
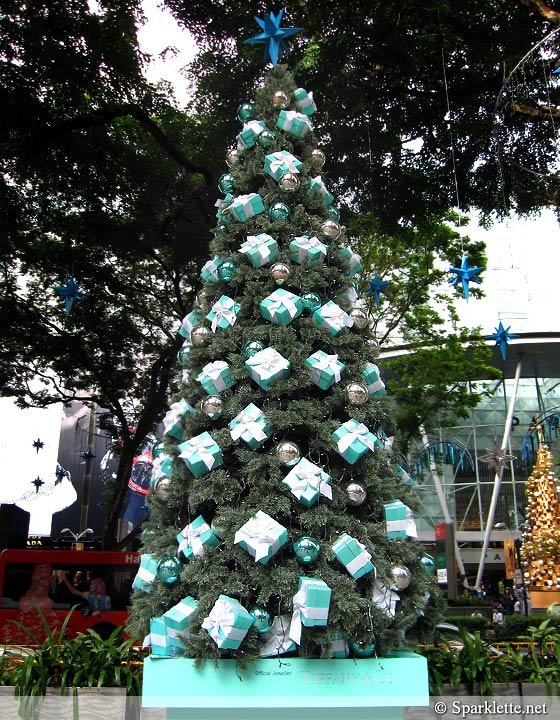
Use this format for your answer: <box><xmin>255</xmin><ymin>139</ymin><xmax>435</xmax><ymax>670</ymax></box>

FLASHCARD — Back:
<box><xmin>486</xmin><ymin>320</ymin><xmax>519</xmax><ymax>360</ymax></box>
<box><xmin>55</xmin><ymin>276</ymin><xmax>85</xmax><ymax>315</ymax></box>
<box><xmin>244</xmin><ymin>8</ymin><xmax>302</xmax><ymax>66</ymax></box>
<box><xmin>448</xmin><ymin>253</ymin><xmax>483</xmax><ymax>301</ymax></box>
<box><xmin>365</xmin><ymin>274</ymin><xmax>391</xmax><ymax>307</ymax></box>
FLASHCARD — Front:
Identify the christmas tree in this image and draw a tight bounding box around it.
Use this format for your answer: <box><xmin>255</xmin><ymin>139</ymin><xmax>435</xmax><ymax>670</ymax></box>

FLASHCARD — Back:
<box><xmin>520</xmin><ymin>443</ymin><xmax>560</xmax><ymax>598</ymax></box>
<box><xmin>128</xmin><ymin>9</ymin><xmax>442</xmax><ymax>666</ymax></box>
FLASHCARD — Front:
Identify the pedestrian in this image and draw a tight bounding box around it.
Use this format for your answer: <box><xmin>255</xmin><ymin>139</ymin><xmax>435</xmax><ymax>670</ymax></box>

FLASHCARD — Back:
<box><xmin>492</xmin><ymin>605</ymin><xmax>504</xmax><ymax>626</ymax></box>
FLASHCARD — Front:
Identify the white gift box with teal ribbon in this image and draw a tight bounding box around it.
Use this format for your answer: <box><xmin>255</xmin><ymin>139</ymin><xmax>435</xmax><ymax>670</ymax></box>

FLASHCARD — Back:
<box><xmin>307</xmin><ymin>176</ymin><xmax>334</xmax><ymax>207</ymax></box>
<box><xmin>132</xmin><ymin>553</ymin><xmax>158</xmax><ymax>593</ymax></box>
<box><xmin>176</xmin><ymin>515</ymin><xmax>220</xmax><ymax>560</ymax></box>
<box><xmin>276</xmin><ymin>109</ymin><xmax>313</xmax><ymax>138</ymax></box>
<box><xmin>245</xmin><ymin>347</ymin><xmax>291</xmax><ymax>390</ymax></box>
<box><xmin>283</xmin><ymin>457</ymin><xmax>332</xmax><ymax>508</ymax></box>
<box><xmin>362</xmin><ymin>362</ymin><xmax>386</xmax><ymax>397</ymax></box>
<box><xmin>206</xmin><ymin>295</ymin><xmax>240</xmax><ymax>332</ymax></box>
<box><xmin>178</xmin><ymin>309</ymin><xmax>201</xmax><ymax>339</ymax></box>
<box><xmin>260</xmin><ymin>288</ymin><xmax>304</xmax><ymax>326</ymax></box>
<box><xmin>332</xmin><ymin>417</ymin><xmax>381</xmax><ymax>464</ymax></box>
<box><xmin>163</xmin><ymin>596</ymin><xmax>199</xmax><ymax>632</ymax></box>
<box><xmin>340</xmin><ymin>246</ymin><xmax>363</xmax><ymax>276</ymax></box>
<box><xmin>234</xmin><ymin>509</ymin><xmax>288</xmax><ymax>565</ymax></box>
<box><xmin>384</xmin><ymin>500</ymin><xmax>417</xmax><ymax>539</ymax></box>
<box><xmin>229</xmin><ymin>402</ymin><xmax>272</xmax><ymax>450</ymax></box>
<box><xmin>239</xmin><ymin>233</ymin><xmax>279</xmax><ymax>268</ymax></box>
<box><xmin>163</xmin><ymin>398</ymin><xmax>196</xmax><ymax>441</ymax></box>
<box><xmin>200</xmin><ymin>256</ymin><xmax>224</xmax><ymax>283</ymax></box>
<box><xmin>332</xmin><ymin>532</ymin><xmax>375</xmax><ymax>580</ymax></box>
<box><xmin>304</xmin><ymin>350</ymin><xmax>345</xmax><ymax>390</ymax></box>
<box><xmin>259</xmin><ymin>614</ymin><xmax>296</xmax><ymax>657</ymax></box>
<box><xmin>289</xmin><ymin>577</ymin><xmax>331</xmax><ymax>644</ymax></box>
<box><xmin>372</xmin><ymin>581</ymin><xmax>399</xmax><ymax>618</ymax></box>
<box><xmin>293</xmin><ymin>87</ymin><xmax>317</xmax><ymax>116</ymax></box>
<box><xmin>396</xmin><ymin>464</ymin><xmax>414</xmax><ymax>486</ymax></box>
<box><xmin>289</xmin><ymin>234</ymin><xmax>327</xmax><ymax>266</ymax></box>
<box><xmin>147</xmin><ymin>617</ymin><xmax>184</xmax><ymax>657</ymax></box>
<box><xmin>313</xmin><ymin>300</ymin><xmax>354</xmax><ymax>337</ymax></box>
<box><xmin>264</xmin><ymin>150</ymin><xmax>303</xmax><ymax>181</ymax></box>
<box><xmin>178</xmin><ymin>431</ymin><xmax>223</xmax><ymax>479</ymax></box>
<box><xmin>228</xmin><ymin>193</ymin><xmax>265</xmax><ymax>222</ymax></box>
<box><xmin>201</xmin><ymin>595</ymin><xmax>255</xmax><ymax>650</ymax></box>
<box><xmin>237</xmin><ymin>120</ymin><xmax>266</xmax><ymax>150</ymax></box>
<box><xmin>196</xmin><ymin>360</ymin><xmax>236</xmax><ymax>396</ymax></box>
<box><xmin>330</xmin><ymin>632</ymin><xmax>349</xmax><ymax>658</ymax></box>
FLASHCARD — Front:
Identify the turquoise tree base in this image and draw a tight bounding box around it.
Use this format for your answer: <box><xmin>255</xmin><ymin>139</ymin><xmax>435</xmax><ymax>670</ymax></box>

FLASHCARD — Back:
<box><xmin>142</xmin><ymin>651</ymin><xmax>429</xmax><ymax>720</ymax></box>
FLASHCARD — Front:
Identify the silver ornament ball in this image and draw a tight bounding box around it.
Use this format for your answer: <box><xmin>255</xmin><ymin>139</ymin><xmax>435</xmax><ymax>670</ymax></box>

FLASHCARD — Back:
<box><xmin>350</xmin><ymin>308</ymin><xmax>369</xmax><ymax>329</ymax></box>
<box><xmin>191</xmin><ymin>326</ymin><xmax>212</xmax><ymax>346</ymax></box>
<box><xmin>278</xmin><ymin>173</ymin><xmax>300</xmax><ymax>192</ymax></box>
<box><xmin>225</xmin><ymin>148</ymin><xmax>240</xmax><ymax>167</ymax></box>
<box><xmin>153</xmin><ymin>476</ymin><xmax>172</xmax><ymax>499</ymax></box>
<box><xmin>200</xmin><ymin>396</ymin><xmax>224</xmax><ymax>419</ymax></box>
<box><xmin>276</xmin><ymin>441</ymin><xmax>301</xmax><ymax>466</ymax></box>
<box><xmin>321</xmin><ymin>219</ymin><xmax>341</xmax><ymax>240</ymax></box>
<box><xmin>270</xmin><ymin>262</ymin><xmax>290</xmax><ymax>285</ymax></box>
<box><xmin>273</xmin><ymin>90</ymin><xmax>290</xmax><ymax>109</ymax></box>
<box><xmin>311</xmin><ymin>148</ymin><xmax>326</xmax><ymax>168</ymax></box>
<box><xmin>345</xmin><ymin>482</ymin><xmax>367</xmax><ymax>506</ymax></box>
<box><xmin>195</xmin><ymin>289</ymin><xmax>210</xmax><ymax>308</ymax></box>
<box><xmin>390</xmin><ymin>565</ymin><xmax>412</xmax><ymax>591</ymax></box>
<box><xmin>346</xmin><ymin>382</ymin><xmax>369</xmax><ymax>405</ymax></box>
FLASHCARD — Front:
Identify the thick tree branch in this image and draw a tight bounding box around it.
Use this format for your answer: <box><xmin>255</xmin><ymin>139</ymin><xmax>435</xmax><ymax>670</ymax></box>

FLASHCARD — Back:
<box><xmin>519</xmin><ymin>0</ymin><xmax>560</xmax><ymax>24</ymax></box>
<box><xmin>512</xmin><ymin>101</ymin><xmax>560</xmax><ymax>119</ymax></box>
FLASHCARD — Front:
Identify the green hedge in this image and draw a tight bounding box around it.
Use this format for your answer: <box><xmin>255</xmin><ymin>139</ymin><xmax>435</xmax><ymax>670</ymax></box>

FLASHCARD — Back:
<box><xmin>444</xmin><ymin>615</ymin><xmax>490</xmax><ymax>633</ymax></box>
<box><xmin>493</xmin><ymin>613</ymin><xmax>560</xmax><ymax>640</ymax></box>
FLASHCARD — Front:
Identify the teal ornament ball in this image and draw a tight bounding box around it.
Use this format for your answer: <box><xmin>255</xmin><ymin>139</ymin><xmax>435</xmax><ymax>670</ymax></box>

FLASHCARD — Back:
<box><xmin>256</xmin><ymin>130</ymin><xmax>276</xmax><ymax>149</ymax></box>
<box><xmin>242</xmin><ymin>340</ymin><xmax>265</xmax><ymax>359</ymax></box>
<box><xmin>218</xmin><ymin>173</ymin><xmax>235</xmax><ymax>195</ymax></box>
<box><xmin>237</xmin><ymin>103</ymin><xmax>254</xmax><ymax>122</ymax></box>
<box><xmin>217</xmin><ymin>260</ymin><xmax>237</xmax><ymax>283</ymax></box>
<box><xmin>177</xmin><ymin>344</ymin><xmax>191</xmax><ymax>367</ymax></box>
<box><xmin>157</xmin><ymin>556</ymin><xmax>182</xmax><ymax>585</ymax></box>
<box><xmin>152</xmin><ymin>440</ymin><xmax>166</xmax><ymax>459</ymax></box>
<box><xmin>268</xmin><ymin>202</ymin><xmax>290</xmax><ymax>222</ymax></box>
<box><xmin>301</xmin><ymin>292</ymin><xmax>321</xmax><ymax>313</ymax></box>
<box><xmin>349</xmin><ymin>638</ymin><xmax>375</xmax><ymax>657</ymax></box>
<box><xmin>420</xmin><ymin>554</ymin><xmax>436</xmax><ymax>574</ymax></box>
<box><xmin>293</xmin><ymin>536</ymin><xmax>320</xmax><ymax>564</ymax></box>
<box><xmin>327</xmin><ymin>206</ymin><xmax>340</xmax><ymax>221</ymax></box>
<box><xmin>250</xmin><ymin>605</ymin><xmax>273</xmax><ymax>633</ymax></box>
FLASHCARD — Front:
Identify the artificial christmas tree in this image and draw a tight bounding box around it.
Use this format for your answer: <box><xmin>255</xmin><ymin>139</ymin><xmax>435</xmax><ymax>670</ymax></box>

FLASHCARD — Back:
<box><xmin>520</xmin><ymin>443</ymin><xmax>560</xmax><ymax>608</ymax></box>
<box><xmin>131</xmin><ymin>8</ymin><xmax>441</xmax><ymax>715</ymax></box>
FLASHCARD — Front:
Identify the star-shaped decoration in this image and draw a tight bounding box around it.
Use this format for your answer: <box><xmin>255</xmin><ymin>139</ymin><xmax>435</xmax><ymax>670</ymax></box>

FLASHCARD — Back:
<box><xmin>244</xmin><ymin>8</ymin><xmax>302</xmax><ymax>66</ymax></box>
<box><xmin>55</xmin><ymin>464</ymin><xmax>69</xmax><ymax>485</ymax></box>
<box><xmin>448</xmin><ymin>253</ymin><xmax>483</xmax><ymax>302</ymax></box>
<box><xmin>32</xmin><ymin>476</ymin><xmax>45</xmax><ymax>493</ymax></box>
<box><xmin>365</xmin><ymin>274</ymin><xmax>391</xmax><ymax>307</ymax></box>
<box><xmin>54</xmin><ymin>276</ymin><xmax>85</xmax><ymax>316</ymax></box>
<box><xmin>80</xmin><ymin>448</ymin><xmax>96</xmax><ymax>463</ymax></box>
<box><xmin>32</xmin><ymin>438</ymin><xmax>45</xmax><ymax>453</ymax></box>
<box><xmin>486</xmin><ymin>320</ymin><xmax>519</xmax><ymax>360</ymax></box>
<box><xmin>479</xmin><ymin>439</ymin><xmax>516</xmax><ymax>474</ymax></box>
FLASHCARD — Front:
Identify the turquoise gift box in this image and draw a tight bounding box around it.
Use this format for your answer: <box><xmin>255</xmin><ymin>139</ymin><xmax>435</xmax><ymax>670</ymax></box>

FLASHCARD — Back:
<box><xmin>264</xmin><ymin>150</ymin><xmax>303</xmax><ymax>181</ymax></box>
<box><xmin>260</xmin><ymin>288</ymin><xmax>304</xmax><ymax>326</ymax></box>
<box><xmin>239</xmin><ymin>233</ymin><xmax>279</xmax><ymax>268</ymax></box>
<box><xmin>176</xmin><ymin>515</ymin><xmax>220</xmax><ymax>561</ymax></box>
<box><xmin>178</xmin><ymin>432</ymin><xmax>223</xmax><ymax>478</ymax></box>
<box><xmin>228</xmin><ymin>193</ymin><xmax>265</xmax><ymax>222</ymax></box>
<box><xmin>304</xmin><ymin>350</ymin><xmax>345</xmax><ymax>390</ymax></box>
<box><xmin>149</xmin><ymin>617</ymin><xmax>184</xmax><ymax>658</ymax></box>
<box><xmin>307</xmin><ymin>176</ymin><xmax>334</xmax><ymax>207</ymax></box>
<box><xmin>200</xmin><ymin>256</ymin><xmax>224</xmax><ymax>283</ymax></box>
<box><xmin>237</xmin><ymin>120</ymin><xmax>266</xmax><ymax>150</ymax></box>
<box><xmin>234</xmin><ymin>510</ymin><xmax>288</xmax><ymax>565</ymax></box>
<box><xmin>132</xmin><ymin>553</ymin><xmax>158</xmax><ymax>593</ymax></box>
<box><xmin>384</xmin><ymin>500</ymin><xmax>417</xmax><ymax>539</ymax></box>
<box><xmin>259</xmin><ymin>614</ymin><xmax>296</xmax><ymax>657</ymax></box>
<box><xmin>178</xmin><ymin>309</ymin><xmax>201</xmax><ymax>339</ymax></box>
<box><xmin>330</xmin><ymin>632</ymin><xmax>349</xmax><ymax>658</ymax></box>
<box><xmin>293</xmin><ymin>87</ymin><xmax>317</xmax><ymax>116</ymax></box>
<box><xmin>340</xmin><ymin>246</ymin><xmax>363</xmax><ymax>276</ymax></box>
<box><xmin>283</xmin><ymin>457</ymin><xmax>332</xmax><ymax>508</ymax></box>
<box><xmin>196</xmin><ymin>360</ymin><xmax>236</xmax><ymax>396</ymax></box>
<box><xmin>163</xmin><ymin>596</ymin><xmax>199</xmax><ymax>632</ymax></box>
<box><xmin>362</xmin><ymin>362</ymin><xmax>386</xmax><ymax>397</ymax></box>
<box><xmin>290</xmin><ymin>577</ymin><xmax>331</xmax><ymax>645</ymax></box>
<box><xmin>277</xmin><ymin>109</ymin><xmax>313</xmax><ymax>137</ymax></box>
<box><xmin>245</xmin><ymin>347</ymin><xmax>291</xmax><ymax>390</ymax></box>
<box><xmin>332</xmin><ymin>418</ymin><xmax>380</xmax><ymax>464</ymax></box>
<box><xmin>201</xmin><ymin>595</ymin><xmax>255</xmax><ymax>650</ymax></box>
<box><xmin>206</xmin><ymin>295</ymin><xmax>240</xmax><ymax>332</ymax></box>
<box><xmin>332</xmin><ymin>533</ymin><xmax>375</xmax><ymax>580</ymax></box>
<box><xmin>229</xmin><ymin>403</ymin><xmax>272</xmax><ymax>450</ymax></box>
<box><xmin>289</xmin><ymin>235</ymin><xmax>327</xmax><ymax>266</ymax></box>
<box><xmin>313</xmin><ymin>300</ymin><xmax>354</xmax><ymax>337</ymax></box>
<box><xmin>162</xmin><ymin>398</ymin><xmax>196</xmax><ymax>441</ymax></box>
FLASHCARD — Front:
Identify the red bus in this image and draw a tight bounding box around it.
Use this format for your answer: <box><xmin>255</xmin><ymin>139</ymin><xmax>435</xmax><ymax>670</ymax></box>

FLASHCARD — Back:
<box><xmin>0</xmin><ymin>549</ymin><xmax>140</xmax><ymax>644</ymax></box>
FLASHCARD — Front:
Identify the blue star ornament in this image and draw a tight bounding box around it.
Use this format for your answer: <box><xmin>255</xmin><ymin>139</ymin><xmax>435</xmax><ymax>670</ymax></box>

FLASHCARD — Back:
<box><xmin>448</xmin><ymin>254</ymin><xmax>483</xmax><ymax>302</ymax></box>
<box><xmin>55</xmin><ymin>276</ymin><xmax>85</xmax><ymax>315</ymax></box>
<box><xmin>32</xmin><ymin>438</ymin><xmax>45</xmax><ymax>453</ymax></box>
<box><xmin>244</xmin><ymin>8</ymin><xmax>302</xmax><ymax>66</ymax></box>
<box><xmin>486</xmin><ymin>321</ymin><xmax>519</xmax><ymax>360</ymax></box>
<box><xmin>365</xmin><ymin>274</ymin><xmax>391</xmax><ymax>307</ymax></box>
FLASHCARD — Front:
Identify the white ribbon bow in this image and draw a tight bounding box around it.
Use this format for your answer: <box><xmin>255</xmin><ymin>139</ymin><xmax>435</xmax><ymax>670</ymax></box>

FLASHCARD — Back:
<box><xmin>310</xmin><ymin>353</ymin><xmax>342</xmax><ymax>383</ymax></box>
<box><xmin>180</xmin><ymin>435</ymin><xmax>218</xmax><ymax>471</ymax></box>
<box><xmin>372</xmin><ymin>582</ymin><xmax>399</xmax><ymax>618</ymax></box>
<box><xmin>288</xmin><ymin>469</ymin><xmax>332</xmax><ymax>502</ymax></box>
<box><xmin>282</xmin><ymin>110</ymin><xmax>313</xmax><ymax>132</ymax></box>
<box><xmin>292</xmin><ymin>235</ymin><xmax>326</xmax><ymax>263</ymax></box>
<box><xmin>240</xmin><ymin>234</ymin><xmax>274</xmax><ymax>261</ymax></box>
<box><xmin>336</xmin><ymin>421</ymin><xmax>377</xmax><ymax>454</ymax></box>
<box><xmin>210</xmin><ymin>297</ymin><xmax>237</xmax><ymax>332</ymax></box>
<box><xmin>268</xmin><ymin>151</ymin><xmax>301</xmax><ymax>176</ymax></box>
<box><xmin>247</xmin><ymin>348</ymin><xmax>286</xmax><ymax>377</ymax></box>
<box><xmin>201</xmin><ymin>259</ymin><xmax>220</xmax><ymax>278</ymax></box>
<box><xmin>234</xmin><ymin>513</ymin><xmax>281</xmax><ymax>562</ymax></box>
<box><xmin>178</xmin><ymin>520</ymin><xmax>210</xmax><ymax>557</ymax></box>
<box><xmin>199</xmin><ymin>361</ymin><xmax>229</xmax><ymax>392</ymax></box>
<box><xmin>320</xmin><ymin>303</ymin><xmax>354</xmax><ymax>329</ymax></box>
<box><xmin>230</xmin><ymin>406</ymin><xmax>268</xmax><ymax>443</ymax></box>
<box><xmin>201</xmin><ymin>599</ymin><xmax>248</xmax><ymax>645</ymax></box>
<box><xmin>289</xmin><ymin>580</ymin><xmax>330</xmax><ymax>645</ymax></box>
<box><xmin>266</xmin><ymin>290</ymin><xmax>299</xmax><ymax>321</ymax></box>
<box><xmin>345</xmin><ymin>538</ymin><xmax>373</xmax><ymax>577</ymax></box>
